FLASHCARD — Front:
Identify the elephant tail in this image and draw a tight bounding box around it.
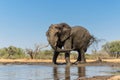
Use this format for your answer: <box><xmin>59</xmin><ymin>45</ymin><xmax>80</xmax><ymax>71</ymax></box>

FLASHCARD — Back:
<box><xmin>88</xmin><ymin>35</ymin><xmax>97</xmax><ymax>47</ymax></box>
<box><xmin>88</xmin><ymin>35</ymin><xmax>104</xmax><ymax>48</ymax></box>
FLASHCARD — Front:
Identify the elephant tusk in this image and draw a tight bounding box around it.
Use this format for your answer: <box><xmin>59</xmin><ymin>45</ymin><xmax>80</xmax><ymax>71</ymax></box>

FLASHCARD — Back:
<box><xmin>54</xmin><ymin>47</ymin><xmax>73</xmax><ymax>52</ymax></box>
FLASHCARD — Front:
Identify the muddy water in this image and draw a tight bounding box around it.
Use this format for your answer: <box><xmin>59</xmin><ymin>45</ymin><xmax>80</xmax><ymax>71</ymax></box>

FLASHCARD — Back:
<box><xmin>0</xmin><ymin>64</ymin><xmax>119</xmax><ymax>80</ymax></box>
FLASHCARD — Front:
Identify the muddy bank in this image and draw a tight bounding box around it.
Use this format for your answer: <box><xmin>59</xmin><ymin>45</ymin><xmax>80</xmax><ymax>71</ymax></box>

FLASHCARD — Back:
<box><xmin>78</xmin><ymin>75</ymin><xmax>120</xmax><ymax>80</ymax></box>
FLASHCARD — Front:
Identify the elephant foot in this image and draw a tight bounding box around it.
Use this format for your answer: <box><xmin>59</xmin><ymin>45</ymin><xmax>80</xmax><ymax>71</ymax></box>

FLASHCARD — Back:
<box><xmin>74</xmin><ymin>61</ymin><xmax>80</xmax><ymax>65</ymax></box>
<box><xmin>53</xmin><ymin>60</ymin><xmax>59</xmax><ymax>65</ymax></box>
<box><xmin>53</xmin><ymin>62</ymin><xmax>66</xmax><ymax>65</ymax></box>
<box><xmin>74</xmin><ymin>61</ymin><xmax>86</xmax><ymax>65</ymax></box>
<box><xmin>53</xmin><ymin>62</ymin><xmax>58</xmax><ymax>65</ymax></box>
<box><xmin>66</xmin><ymin>62</ymin><xmax>72</xmax><ymax>66</ymax></box>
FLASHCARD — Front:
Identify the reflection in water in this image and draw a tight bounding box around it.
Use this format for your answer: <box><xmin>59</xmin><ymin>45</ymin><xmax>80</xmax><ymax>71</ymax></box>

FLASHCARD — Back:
<box><xmin>78</xmin><ymin>67</ymin><xmax>85</xmax><ymax>78</ymax></box>
<box><xmin>65</xmin><ymin>66</ymin><xmax>70</xmax><ymax>80</ymax></box>
<box><xmin>53</xmin><ymin>67</ymin><xmax>59</xmax><ymax>80</ymax></box>
<box><xmin>0</xmin><ymin>65</ymin><xmax>116</xmax><ymax>80</ymax></box>
<box><xmin>53</xmin><ymin>66</ymin><xmax>85</xmax><ymax>80</ymax></box>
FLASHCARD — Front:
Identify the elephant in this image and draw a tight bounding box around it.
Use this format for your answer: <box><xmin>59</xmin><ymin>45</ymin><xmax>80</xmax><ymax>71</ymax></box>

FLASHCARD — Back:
<box><xmin>46</xmin><ymin>23</ymin><xmax>94</xmax><ymax>65</ymax></box>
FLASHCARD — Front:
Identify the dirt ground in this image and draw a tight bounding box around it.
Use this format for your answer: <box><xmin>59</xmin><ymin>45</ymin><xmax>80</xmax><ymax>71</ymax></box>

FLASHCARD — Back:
<box><xmin>78</xmin><ymin>75</ymin><xmax>120</xmax><ymax>80</ymax></box>
<box><xmin>0</xmin><ymin>59</ymin><xmax>120</xmax><ymax>80</ymax></box>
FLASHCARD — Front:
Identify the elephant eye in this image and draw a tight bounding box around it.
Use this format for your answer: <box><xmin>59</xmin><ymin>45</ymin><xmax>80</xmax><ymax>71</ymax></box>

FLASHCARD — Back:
<box><xmin>54</xmin><ymin>32</ymin><xmax>58</xmax><ymax>36</ymax></box>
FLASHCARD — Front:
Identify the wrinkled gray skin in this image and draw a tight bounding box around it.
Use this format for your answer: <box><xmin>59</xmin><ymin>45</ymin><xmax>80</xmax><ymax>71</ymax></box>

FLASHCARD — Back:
<box><xmin>46</xmin><ymin>23</ymin><xmax>94</xmax><ymax>65</ymax></box>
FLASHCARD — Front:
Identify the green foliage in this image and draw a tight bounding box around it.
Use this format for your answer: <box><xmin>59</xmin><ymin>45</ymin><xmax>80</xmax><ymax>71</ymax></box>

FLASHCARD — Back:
<box><xmin>38</xmin><ymin>50</ymin><xmax>53</xmax><ymax>59</ymax></box>
<box><xmin>102</xmin><ymin>41</ymin><xmax>120</xmax><ymax>52</ymax></box>
<box><xmin>0</xmin><ymin>45</ymin><xmax>114</xmax><ymax>60</ymax></box>
<box><xmin>43</xmin><ymin>50</ymin><xmax>53</xmax><ymax>56</ymax></box>
<box><xmin>102</xmin><ymin>41</ymin><xmax>120</xmax><ymax>58</ymax></box>
<box><xmin>70</xmin><ymin>52</ymin><xmax>78</xmax><ymax>59</ymax></box>
<box><xmin>0</xmin><ymin>46</ymin><xmax>26</xmax><ymax>59</ymax></box>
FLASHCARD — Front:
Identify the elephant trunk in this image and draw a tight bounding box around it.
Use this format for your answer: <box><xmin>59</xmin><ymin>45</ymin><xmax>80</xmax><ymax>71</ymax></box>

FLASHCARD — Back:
<box><xmin>49</xmin><ymin>40</ymin><xmax>57</xmax><ymax>49</ymax></box>
<box><xmin>50</xmin><ymin>44</ymin><xmax>72</xmax><ymax>52</ymax></box>
<box><xmin>49</xmin><ymin>37</ymin><xmax>73</xmax><ymax>52</ymax></box>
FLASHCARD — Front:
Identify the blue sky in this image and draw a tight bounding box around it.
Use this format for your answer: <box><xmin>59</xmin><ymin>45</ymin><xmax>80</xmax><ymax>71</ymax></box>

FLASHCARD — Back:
<box><xmin>0</xmin><ymin>0</ymin><xmax>120</xmax><ymax>51</ymax></box>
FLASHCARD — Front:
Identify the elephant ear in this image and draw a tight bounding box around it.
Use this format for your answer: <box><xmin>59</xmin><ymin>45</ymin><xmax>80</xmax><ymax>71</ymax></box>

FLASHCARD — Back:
<box><xmin>59</xmin><ymin>23</ymin><xmax>71</xmax><ymax>42</ymax></box>
<box><xmin>46</xmin><ymin>31</ymin><xmax>49</xmax><ymax>37</ymax></box>
<box><xmin>46</xmin><ymin>24</ymin><xmax>53</xmax><ymax>37</ymax></box>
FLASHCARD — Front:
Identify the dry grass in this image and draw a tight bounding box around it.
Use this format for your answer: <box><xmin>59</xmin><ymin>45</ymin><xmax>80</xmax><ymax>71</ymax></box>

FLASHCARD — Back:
<box><xmin>102</xmin><ymin>59</ymin><xmax>120</xmax><ymax>62</ymax></box>
<box><xmin>0</xmin><ymin>59</ymin><xmax>51</xmax><ymax>63</ymax></box>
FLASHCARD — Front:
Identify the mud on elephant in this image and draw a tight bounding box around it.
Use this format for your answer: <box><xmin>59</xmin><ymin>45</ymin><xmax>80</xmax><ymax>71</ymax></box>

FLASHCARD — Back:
<box><xmin>46</xmin><ymin>23</ymin><xmax>95</xmax><ymax>65</ymax></box>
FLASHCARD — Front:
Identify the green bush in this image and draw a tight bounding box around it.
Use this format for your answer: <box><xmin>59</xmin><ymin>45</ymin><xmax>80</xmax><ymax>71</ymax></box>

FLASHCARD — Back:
<box><xmin>102</xmin><ymin>41</ymin><xmax>120</xmax><ymax>58</ymax></box>
<box><xmin>0</xmin><ymin>46</ymin><xmax>26</xmax><ymax>59</ymax></box>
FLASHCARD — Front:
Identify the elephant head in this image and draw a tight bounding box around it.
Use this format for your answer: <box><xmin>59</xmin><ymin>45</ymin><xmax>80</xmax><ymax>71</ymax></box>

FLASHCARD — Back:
<box><xmin>46</xmin><ymin>23</ymin><xmax>72</xmax><ymax>52</ymax></box>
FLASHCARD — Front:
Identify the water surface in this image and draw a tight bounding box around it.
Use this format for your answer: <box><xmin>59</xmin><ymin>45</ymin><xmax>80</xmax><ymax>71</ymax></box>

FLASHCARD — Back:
<box><xmin>0</xmin><ymin>64</ymin><xmax>119</xmax><ymax>80</ymax></box>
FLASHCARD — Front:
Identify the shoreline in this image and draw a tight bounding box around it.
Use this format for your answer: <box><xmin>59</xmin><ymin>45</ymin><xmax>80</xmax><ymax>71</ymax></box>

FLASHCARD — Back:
<box><xmin>0</xmin><ymin>59</ymin><xmax>120</xmax><ymax>80</ymax></box>
<box><xmin>0</xmin><ymin>58</ymin><xmax>120</xmax><ymax>62</ymax></box>
<box><xmin>0</xmin><ymin>58</ymin><xmax>120</xmax><ymax>63</ymax></box>
<box><xmin>0</xmin><ymin>59</ymin><xmax>120</xmax><ymax>67</ymax></box>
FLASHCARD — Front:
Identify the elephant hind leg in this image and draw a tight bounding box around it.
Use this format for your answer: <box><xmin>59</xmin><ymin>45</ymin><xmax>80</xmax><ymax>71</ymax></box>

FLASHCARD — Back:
<box><xmin>75</xmin><ymin>50</ymin><xmax>86</xmax><ymax>64</ymax></box>
<box><xmin>80</xmin><ymin>50</ymin><xmax>86</xmax><ymax>63</ymax></box>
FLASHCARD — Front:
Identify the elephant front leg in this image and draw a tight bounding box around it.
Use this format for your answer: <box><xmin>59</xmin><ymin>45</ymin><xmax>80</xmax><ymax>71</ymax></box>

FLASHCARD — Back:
<box><xmin>65</xmin><ymin>52</ymin><xmax>71</xmax><ymax>65</ymax></box>
<box><xmin>53</xmin><ymin>51</ymin><xmax>59</xmax><ymax>64</ymax></box>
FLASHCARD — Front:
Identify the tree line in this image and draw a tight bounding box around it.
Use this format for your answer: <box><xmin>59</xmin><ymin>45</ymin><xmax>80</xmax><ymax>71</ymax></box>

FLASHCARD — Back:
<box><xmin>0</xmin><ymin>40</ymin><xmax>120</xmax><ymax>59</ymax></box>
<box><xmin>102</xmin><ymin>40</ymin><xmax>120</xmax><ymax>58</ymax></box>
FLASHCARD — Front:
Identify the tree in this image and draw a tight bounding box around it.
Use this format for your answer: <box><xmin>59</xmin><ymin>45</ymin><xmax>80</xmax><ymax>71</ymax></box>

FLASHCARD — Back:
<box><xmin>26</xmin><ymin>49</ymin><xmax>34</xmax><ymax>59</ymax></box>
<box><xmin>102</xmin><ymin>41</ymin><xmax>120</xmax><ymax>58</ymax></box>
<box><xmin>26</xmin><ymin>44</ymin><xmax>49</xmax><ymax>59</ymax></box>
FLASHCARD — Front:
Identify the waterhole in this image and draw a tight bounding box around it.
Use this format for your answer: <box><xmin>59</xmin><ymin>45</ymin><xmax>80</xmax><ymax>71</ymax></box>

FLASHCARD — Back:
<box><xmin>0</xmin><ymin>64</ymin><xmax>119</xmax><ymax>80</ymax></box>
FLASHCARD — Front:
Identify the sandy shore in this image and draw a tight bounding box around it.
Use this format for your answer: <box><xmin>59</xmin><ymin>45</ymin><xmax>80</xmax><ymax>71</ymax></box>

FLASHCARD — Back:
<box><xmin>108</xmin><ymin>75</ymin><xmax>120</xmax><ymax>80</ymax></box>
<box><xmin>0</xmin><ymin>58</ymin><xmax>120</xmax><ymax>63</ymax></box>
